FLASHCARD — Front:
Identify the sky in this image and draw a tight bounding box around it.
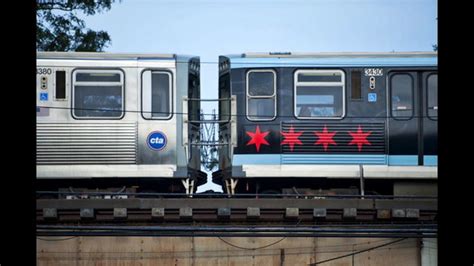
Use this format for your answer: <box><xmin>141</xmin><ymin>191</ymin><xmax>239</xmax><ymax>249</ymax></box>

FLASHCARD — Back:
<box><xmin>79</xmin><ymin>0</ymin><xmax>437</xmax><ymax>192</ymax></box>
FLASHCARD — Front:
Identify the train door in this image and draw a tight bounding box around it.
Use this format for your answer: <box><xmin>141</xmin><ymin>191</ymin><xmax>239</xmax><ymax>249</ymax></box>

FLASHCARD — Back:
<box><xmin>422</xmin><ymin>72</ymin><xmax>438</xmax><ymax>165</ymax></box>
<box><xmin>139</xmin><ymin>69</ymin><xmax>175</xmax><ymax>165</ymax></box>
<box><xmin>387</xmin><ymin>70</ymin><xmax>437</xmax><ymax>166</ymax></box>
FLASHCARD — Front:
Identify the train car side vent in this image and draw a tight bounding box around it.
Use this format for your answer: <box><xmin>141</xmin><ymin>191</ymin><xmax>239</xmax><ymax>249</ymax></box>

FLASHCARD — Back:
<box><xmin>55</xmin><ymin>70</ymin><xmax>66</xmax><ymax>100</ymax></box>
<box><xmin>351</xmin><ymin>70</ymin><xmax>362</xmax><ymax>100</ymax></box>
<box><xmin>37</xmin><ymin>123</ymin><xmax>138</xmax><ymax>165</ymax></box>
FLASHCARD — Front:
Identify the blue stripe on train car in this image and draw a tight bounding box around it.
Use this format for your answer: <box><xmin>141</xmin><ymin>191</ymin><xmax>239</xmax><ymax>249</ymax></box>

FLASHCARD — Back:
<box><xmin>233</xmin><ymin>155</ymin><xmax>437</xmax><ymax>165</ymax></box>
<box><xmin>229</xmin><ymin>57</ymin><xmax>437</xmax><ymax>69</ymax></box>
<box><xmin>281</xmin><ymin>154</ymin><xmax>387</xmax><ymax>164</ymax></box>
<box><xmin>387</xmin><ymin>155</ymin><xmax>418</xmax><ymax>166</ymax></box>
<box><xmin>423</xmin><ymin>156</ymin><xmax>438</xmax><ymax>166</ymax></box>
<box><xmin>233</xmin><ymin>154</ymin><xmax>281</xmax><ymax>165</ymax></box>
<box><xmin>232</xmin><ymin>154</ymin><xmax>388</xmax><ymax>165</ymax></box>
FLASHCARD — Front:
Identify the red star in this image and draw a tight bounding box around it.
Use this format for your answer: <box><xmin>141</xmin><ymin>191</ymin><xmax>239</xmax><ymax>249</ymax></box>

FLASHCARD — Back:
<box><xmin>314</xmin><ymin>125</ymin><xmax>337</xmax><ymax>151</ymax></box>
<box><xmin>348</xmin><ymin>125</ymin><xmax>372</xmax><ymax>151</ymax></box>
<box><xmin>281</xmin><ymin>125</ymin><xmax>303</xmax><ymax>152</ymax></box>
<box><xmin>246</xmin><ymin>125</ymin><xmax>270</xmax><ymax>152</ymax></box>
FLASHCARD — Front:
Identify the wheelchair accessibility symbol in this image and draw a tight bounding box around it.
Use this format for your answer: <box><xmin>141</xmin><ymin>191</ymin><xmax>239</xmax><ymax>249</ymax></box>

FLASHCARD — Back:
<box><xmin>40</xmin><ymin>92</ymin><xmax>48</xmax><ymax>101</ymax></box>
<box><xmin>368</xmin><ymin>93</ymin><xmax>377</xmax><ymax>102</ymax></box>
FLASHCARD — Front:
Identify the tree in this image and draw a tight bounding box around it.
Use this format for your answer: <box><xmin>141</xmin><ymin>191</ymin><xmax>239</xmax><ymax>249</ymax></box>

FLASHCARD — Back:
<box><xmin>37</xmin><ymin>0</ymin><xmax>119</xmax><ymax>52</ymax></box>
<box><xmin>432</xmin><ymin>17</ymin><xmax>437</xmax><ymax>52</ymax></box>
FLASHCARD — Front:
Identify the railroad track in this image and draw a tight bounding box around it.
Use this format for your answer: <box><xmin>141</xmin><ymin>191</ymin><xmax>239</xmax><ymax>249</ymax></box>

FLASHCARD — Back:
<box><xmin>37</xmin><ymin>224</ymin><xmax>437</xmax><ymax>238</ymax></box>
<box><xmin>36</xmin><ymin>193</ymin><xmax>437</xmax><ymax>225</ymax></box>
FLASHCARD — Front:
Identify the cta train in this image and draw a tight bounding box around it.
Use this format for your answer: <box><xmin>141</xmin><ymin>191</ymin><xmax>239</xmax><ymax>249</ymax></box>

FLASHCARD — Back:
<box><xmin>36</xmin><ymin>52</ymin><xmax>205</xmax><ymax>195</ymax></box>
<box><xmin>213</xmin><ymin>52</ymin><xmax>437</xmax><ymax>196</ymax></box>
<box><xmin>36</xmin><ymin>51</ymin><xmax>438</xmax><ymax>197</ymax></box>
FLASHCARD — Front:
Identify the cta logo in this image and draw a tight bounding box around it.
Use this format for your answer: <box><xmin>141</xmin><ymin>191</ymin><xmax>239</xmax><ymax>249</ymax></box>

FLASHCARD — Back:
<box><xmin>147</xmin><ymin>131</ymin><xmax>167</xmax><ymax>151</ymax></box>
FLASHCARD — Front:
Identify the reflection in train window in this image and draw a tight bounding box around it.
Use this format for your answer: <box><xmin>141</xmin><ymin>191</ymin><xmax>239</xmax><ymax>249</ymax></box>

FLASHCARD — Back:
<box><xmin>427</xmin><ymin>74</ymin><xmax>438</xmax><ymax>119</ymax></box>
<box><xmin>142</xmin><ymin>70</ymin><xmax>172</xmax><ymax>120</ymax></box>
<box><xmin>76</xmin><ymin>72</ymin><xmax>121</xmax><ymax>82</ymax></box>
<box><xmin>219</xmin><ymin>72</ymin><xmax>230</xmax><ymax>122</ymax></box>
<box><xmin>73</xmin><ymin>70</ymin><xmax>124</xmax><ymax>118</ymax></box>
<box><xmin>246</xmin><ymin>70</ymin><xmax>276</xmax><ymax>121</ymax></box>
<box><xmin>294</xmin><ymin>70</ymin><xmax>345</xmax><ymax>119</ymax></box>
<box><xmin>390</xmin><ymin>73</ymin><xmax>413</xmax><ymax>118</ymax></box>
<box><xmin>351</xmin><ymin>70</ymin><xmax>362</xmax><ymax>100</ymax></box>
<box><xmin>151</xmin><ymin>73</ymin><xmax>171</xmax><ymax>118</ymax></box>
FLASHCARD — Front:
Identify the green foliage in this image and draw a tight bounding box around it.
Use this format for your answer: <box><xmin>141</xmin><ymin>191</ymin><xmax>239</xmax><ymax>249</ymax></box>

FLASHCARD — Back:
<box><xmin>37</xmin><ymin>0</ymin><xmax>118</xmax><ymax>52</ymax></box>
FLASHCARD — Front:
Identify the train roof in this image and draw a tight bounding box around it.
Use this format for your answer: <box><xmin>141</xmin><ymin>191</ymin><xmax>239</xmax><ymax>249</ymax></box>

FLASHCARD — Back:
<box><xmin>222</xmin><ymin>51</ymin><xmax>437</xmax><ymax>68</ymax></box>
<box><xmin>37</xmin><ymin>52</ymin><xmax>199</xmax><ymax>61</ymax></box>
<box><xmin>242</xmin><ymin>51</ymin><xmax>437</xmax><ymax>58</ymax></box>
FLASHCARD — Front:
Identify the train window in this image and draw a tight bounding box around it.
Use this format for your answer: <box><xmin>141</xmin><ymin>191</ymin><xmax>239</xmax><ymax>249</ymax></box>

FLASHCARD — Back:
<box><xmin>55</xmin><ymin>70</ymin><xmax>66</xmax><ymax>100</ymax></box>
<box><xmin>246</xmin><ymin>70</ymin><xmax>276</xmax><ymax>121</ymax></box>
<box><xmin>351</xmin><ymin>70</ymin><xmax>362</xmax><ymax>100</ymax></box>
<box><xmin>219</xmin><ymin>73</ymin><xmax>231</xmax><ymax>122</ymax></box>
<box><xmin>142</xmin><ymin>70</ymin><xmax>172</xmax><ymax>119</ymax></box>
<box><xmin>188</xmin><ymin>72</ymin><xmax>200</xmax><ymax>122</ymax></box>
<box><xmin>297</xmin><ymin>72</ymin><xmax>342</xmax><ymax>82</ymax></box>
<box><xmin>76</xmin><ymin>72</ymin><xmax>121</xmax><ymax>82</ymax></box>
<box><xmin>294</xmin><ymin>70</ymin><xmax>345</xmax><ymax>119</ymax></box>
<box><xmin>390</xmin><ymin>73</ymin><xmax>413</xmax><ymax>118</ymax></box>
<box><xmin>72</xmin><ymin>70</ymin><xmax>124</xmax><ymax>118</ymax></box>
<box><xmin>427</xmin><ymin>74</ymin><xmax>438</xmax><ymax>119</ymax></box>
<box><xmin>248</xmin><ymin>71</ymin><xmax>275</xmax><ymax>96</ymax></box>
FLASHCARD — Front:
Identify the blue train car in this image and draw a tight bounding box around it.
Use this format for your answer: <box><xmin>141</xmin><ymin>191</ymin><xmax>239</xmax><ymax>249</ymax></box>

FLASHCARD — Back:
<box><xmin>214</xmin><ymin>52</ymin><xmax>437</xmax><ymax>196</ymax></box>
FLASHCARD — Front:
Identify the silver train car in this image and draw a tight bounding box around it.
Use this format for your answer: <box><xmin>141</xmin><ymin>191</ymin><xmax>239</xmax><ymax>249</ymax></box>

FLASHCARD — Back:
<box><xmin>36</xmin><ymin>52</ymin><xmax>205</xmax><ymax>195</ymax></box>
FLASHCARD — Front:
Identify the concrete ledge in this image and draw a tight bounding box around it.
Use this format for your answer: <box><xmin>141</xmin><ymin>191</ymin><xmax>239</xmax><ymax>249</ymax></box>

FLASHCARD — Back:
<box><xmin>37</xmin><ymin>198</ymin><xmax>437</xmax><ymax>211</ymax></box>
<box><xmin>113</xmin><ymin>208</ymin><xmax>127</xmax><ymax>218</ymax></box>
<box><xmin>43</xmin><ymin>208</ymin><xmax>57</xmax><ymax>219</ymax></box>
<box><xmin>406</xmin><ymin>209</ymin><xmax>420</xmax><ymax>218</ymax></box>
<box><xmin>247</xmin><ymin>207</ymin><xmax>260</xmax><ymax>218</ymax></box>
<box><xmin>392</xmin><ymin>209</ymin><xmax>406</xmax><ymax>218</ymax></box>
<box><xmin>313</xmin><ymin>208</ymin><xmax>327</xmax><ymax>218</ymax></box>
<box><xmin>152</xmin><ymin>208</ymin><xmax>165</xmax><ymax>218</ymax></box>
<box><xmin>80</xmin><ymin>208</ymin><xmax>94</xmax><ymax>219</ymax></box>
<box><xmin>377</xmin><ymin>209</ymin><xmax>391</xmax><ymax>219</ymax></box>
<box><xmin>285</xmin><ymin>208</ymin><xmax>299</xmax><ymax>218</ymax></box>
<box><xmin>218</xmin><ymin>208</ymin><xmax>231</xmax><ymax>217</ymax></box>
<box><xmin>180</xmin><ymin>207</ymin><xmax>193</xmax><ymax>218</ymax></box>
<box><xmin>343</xmin><ymin>208</ymin><xmax>357</xmax><ymax>218</ymax></box>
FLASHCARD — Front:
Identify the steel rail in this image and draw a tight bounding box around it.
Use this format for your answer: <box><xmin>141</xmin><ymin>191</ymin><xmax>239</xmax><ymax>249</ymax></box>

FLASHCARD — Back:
<box><xmin>36</xmin><ymin>231</ymin><xmax>437</xmax><ymax>238</ymax></box>
<box><xmin>36</xmin><ymin>191</ymin><xmax>438</xmax><ymax>200</ymax></box>
<box><xmin>36</xmin><ymin>225</ymin><xmax>437</xmax><ymax>234</ymax></box>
